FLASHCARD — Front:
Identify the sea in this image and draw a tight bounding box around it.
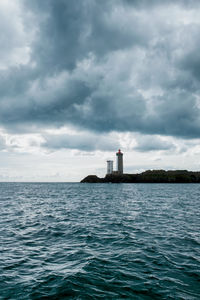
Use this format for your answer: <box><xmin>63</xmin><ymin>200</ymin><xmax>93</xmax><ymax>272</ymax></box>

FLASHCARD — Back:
<box><xmin>0</xmin><ymin>183</ymin><xmax>199</xmax><ymax>299</ymax></box>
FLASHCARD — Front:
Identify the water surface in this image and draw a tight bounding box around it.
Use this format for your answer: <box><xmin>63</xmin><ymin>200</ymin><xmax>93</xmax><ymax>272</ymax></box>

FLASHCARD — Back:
<box><xmin>0</xmin><ymin>183</ymin><xmax>199</xmax><ymax>299</ymax></box>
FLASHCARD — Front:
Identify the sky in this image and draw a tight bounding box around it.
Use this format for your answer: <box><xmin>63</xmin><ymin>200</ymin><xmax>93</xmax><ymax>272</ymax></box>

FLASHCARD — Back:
<box><xmin>1</xmin><ymin>0</ymin><xmax>200</xmax><ymax>181</ymax></box>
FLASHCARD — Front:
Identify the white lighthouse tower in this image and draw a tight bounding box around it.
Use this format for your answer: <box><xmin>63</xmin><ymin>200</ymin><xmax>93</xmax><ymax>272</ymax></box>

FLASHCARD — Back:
<box><xmin>116</xmin><ymin>149</ymin><xmax>123</xmax><ymax>174</ymax></box>
<box><xmin>107</xmin><ymin>160</ymin><xmax>113</xmax><ymax>174</ymax></box>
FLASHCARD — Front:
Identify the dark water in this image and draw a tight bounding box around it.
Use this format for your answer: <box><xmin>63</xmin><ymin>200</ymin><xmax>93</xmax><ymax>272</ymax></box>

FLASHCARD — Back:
<box><xmin>0</xmin><ymin>183</ymin><xmax>200</xmax><ymax>299</ymax></box>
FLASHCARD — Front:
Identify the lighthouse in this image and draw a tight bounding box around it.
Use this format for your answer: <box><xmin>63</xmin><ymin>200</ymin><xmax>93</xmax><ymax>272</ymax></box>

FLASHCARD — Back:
<box><xmin>107</xmin><ymin>160</ymin><xmax>113</xmax><ymax>174</ymax></box>
<box><xmin>116</xmin><ymin>149</ymin><xmax>123</xmax><ymax>174</ymax></box>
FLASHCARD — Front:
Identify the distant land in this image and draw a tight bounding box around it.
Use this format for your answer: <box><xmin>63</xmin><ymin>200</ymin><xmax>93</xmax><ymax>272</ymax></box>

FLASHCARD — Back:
<box><xmin>81</xmin><ymin>170</ymin><xmax>200</xmax><ymax>183</ymax></box>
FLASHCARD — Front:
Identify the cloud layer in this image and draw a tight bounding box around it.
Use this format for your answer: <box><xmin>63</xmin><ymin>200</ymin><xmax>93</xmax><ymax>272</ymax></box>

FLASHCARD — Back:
<box><xmin>1</xmin><ymin>0</ymin><xmax>200</xmax><ymax>152</ymax></box>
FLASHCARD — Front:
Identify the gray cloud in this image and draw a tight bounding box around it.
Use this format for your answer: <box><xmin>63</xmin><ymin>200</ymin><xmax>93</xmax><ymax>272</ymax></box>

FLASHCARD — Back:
<box><xmin>124</xmin><ymin>0</ymin><xmax>200</xmax><ymax>8</ymax></box>
<box><xmin>0</xmin><ymin>0</ymin><xmax>200</xmax><ymax>144</ymax></box>
<box><xmin>0</xmin><ymin>136</ymin><xmax>6</xmax><ymax>150</ymax></box>
<box><xmin>42</xmin><ymin>132</ymin><xmax>120</xmax><ymax>152</ymax></box>
<box><xmin>25</xmin><ymin>0</ymin><xmax>150</xmax><ymax>71</ymax></box>
<box><xmin>135</xmin><ymin>135</ymin><xmax>176</xmax><ymax>152</ymax></box>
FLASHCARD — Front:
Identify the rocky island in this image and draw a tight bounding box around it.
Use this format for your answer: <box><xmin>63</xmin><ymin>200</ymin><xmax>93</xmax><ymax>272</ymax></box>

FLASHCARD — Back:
<box><xmin>81</xmin><ymin>150</ymin><xmax>200</xmax><ymax>183</ymax></box>
<box><xmin>81</xmin><ymin>170</ymin><xmax>200</xmax><ymax>183</ymax></box>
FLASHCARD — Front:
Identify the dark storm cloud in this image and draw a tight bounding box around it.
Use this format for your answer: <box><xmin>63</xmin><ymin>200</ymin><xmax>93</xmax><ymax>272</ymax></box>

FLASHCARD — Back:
<box><xmin>1</xmin><ymin>0</ymin><xmax>200</xmax><ymax>145</ymax></box>
<box><xmin>24</xmin><ymin>0</ymin><xmax>149</xmax><ymax>73</ymax></box>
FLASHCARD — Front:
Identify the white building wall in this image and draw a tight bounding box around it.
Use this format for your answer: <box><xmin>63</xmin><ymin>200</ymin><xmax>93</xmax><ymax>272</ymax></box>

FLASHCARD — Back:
<box><xmin>107</xmin><ymin>160</ymin><xmax>113</xmax><ymax>174</ymax></box>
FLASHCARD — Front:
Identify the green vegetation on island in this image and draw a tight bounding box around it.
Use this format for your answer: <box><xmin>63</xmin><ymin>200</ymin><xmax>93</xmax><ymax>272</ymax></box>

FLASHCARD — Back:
<box><xmin>81</xmin><ymin>170</ymin><xmax>200</xmax><ymax>183</ymax></box>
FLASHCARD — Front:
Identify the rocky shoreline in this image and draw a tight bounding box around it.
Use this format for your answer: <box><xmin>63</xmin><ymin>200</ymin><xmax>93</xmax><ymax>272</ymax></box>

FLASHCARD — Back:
<box><xmin>81</xmin><ymin>170</ymin><xmax>200</xmax><ymax>183</ymax></box>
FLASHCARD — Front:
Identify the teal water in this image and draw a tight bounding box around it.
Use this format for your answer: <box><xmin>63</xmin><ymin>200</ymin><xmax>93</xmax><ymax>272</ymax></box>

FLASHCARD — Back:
<box><xmin>0</xmin><ymin>183</ymin><xmax>199</xmax><ymax>299</ymax></box>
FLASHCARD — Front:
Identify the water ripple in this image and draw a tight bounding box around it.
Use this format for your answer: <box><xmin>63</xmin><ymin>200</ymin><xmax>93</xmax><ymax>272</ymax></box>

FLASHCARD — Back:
<box><xmin>0</xmin><ymin>183</ymin><xmax>200</xmax><ymax>299</ymax></box>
